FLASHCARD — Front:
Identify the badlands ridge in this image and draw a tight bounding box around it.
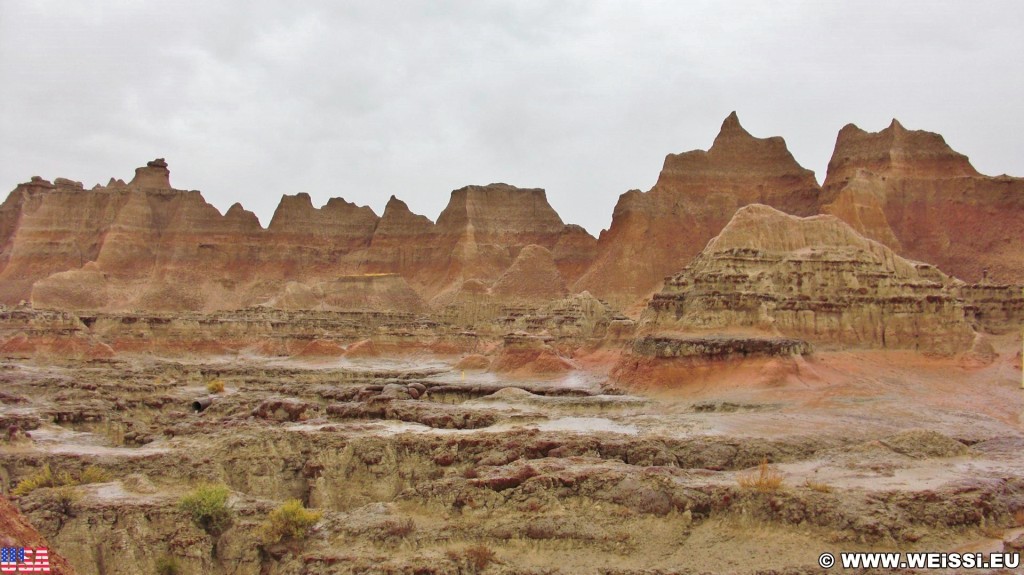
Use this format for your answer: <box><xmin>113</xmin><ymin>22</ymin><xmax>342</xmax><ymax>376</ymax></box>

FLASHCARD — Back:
<box><xmin>0</xmin><ymin>114</ymin><xmax>1023</xmax><ymax>575</ymax></box>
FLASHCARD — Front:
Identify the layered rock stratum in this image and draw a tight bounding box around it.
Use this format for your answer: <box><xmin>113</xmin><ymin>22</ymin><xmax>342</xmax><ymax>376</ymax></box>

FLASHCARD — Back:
<box><xmin>574</xmin><ymin>112</ymin><xmax>823</xmax><ymax>306</ymax></box>
<box><xmin>641</xmin><ymin>204</ymin><xmax>978</xmax><ymax>354</ymax></box>
<box><xmin>822</xmin><ymin>119</ymin><xmax>1024</xmax><ymax>284</ymax></box>
<box><xmin>1</xmin><ymin>113</ymin><xmax>1022</xmax><ymax>321</ymax></box>
<box><xmin>0</xmin><ymin>169</ymin><xmax>595</xmax><ymax>312</ymax></box>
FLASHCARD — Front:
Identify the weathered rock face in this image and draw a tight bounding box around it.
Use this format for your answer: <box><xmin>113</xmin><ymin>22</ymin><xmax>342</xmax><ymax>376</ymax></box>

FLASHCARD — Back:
<box><xmin>358</xmin><ymin>195</ymin><xmax>439</xmax><ymax>283</ymax></box>
<box><xmin>0</xmin><ymin>496</ymin><xmax>76</xmax><ymax>575</ymax></box>
<box><xmin>575</xmin><ymin>112</ymin><xmax>822</xmax><ymax>307</ymax></box>
<box><xmin>642</xmin><ymin>204</ymin><xmax>977</xmax><ymax>354</ymax></box>
<box><xmin>0</xmin><ymin>164</ymin><xmax>596</xmax><ymax>312</ymax></box>
<box><xmin>490</xmin><ymin>244</ymin><xmax>567</xmax><ymax>302</ymax></box>
<box><xmin>822</xmin><ymin>120</ymin><xmax>1024</xmax><ymax>284</ymax></box>
<box><xmin>261</xmin><ymin>274</ymin><xmax>428</xmax><ymax>314</ymax></box>
<box><xmin>430</xmin><ymin>183</ymin><xmax>585</xmax><ymax>294</ymax></box>
<box><xmin>264</xmin><ymin>193</ymin><xmax>379</xmax><ymax>279</ymax></box>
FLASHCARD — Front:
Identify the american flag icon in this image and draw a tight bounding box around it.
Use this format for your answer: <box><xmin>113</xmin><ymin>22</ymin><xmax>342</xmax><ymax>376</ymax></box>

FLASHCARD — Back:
<box><xmin>0</xmin><ymin>547</ymin><xmax>50</xmax><ymax>573</ymax></box>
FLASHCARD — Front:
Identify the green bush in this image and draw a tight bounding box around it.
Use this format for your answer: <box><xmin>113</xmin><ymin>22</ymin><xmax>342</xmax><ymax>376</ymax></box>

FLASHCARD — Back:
<box><xmin>179</xmin><ymin>483</ymin><xmax>232</xmax><ymax>534</ymax></box>
<box><xmin>259</xmin><ymin>499</ymin><xmax>321</xmax><ymax>545</ymax></box>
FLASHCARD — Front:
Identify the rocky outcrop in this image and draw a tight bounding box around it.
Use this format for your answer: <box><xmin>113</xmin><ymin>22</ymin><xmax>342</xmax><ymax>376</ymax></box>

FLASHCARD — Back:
<box><xmin>490</xmin><ymin>245</ymin><xmax>567</xmax><ymax>302</ymax></box>
<box><xmin>430</xmin><ymin>184</ymin><xmax>583</xmax><ymax>293</ymax></box>
<box><xmin>0</xmin><ymin>164</ymin><xmax>596</xmax><ymax>312</ymax></box>
<box><xmin>264</xmin><ymin>193</ymin><xmax>379</xmax><ymax>279</ymax></box>
<box><xmin>642</xmin><ymin>204</ymin><xmax>977</xmax><ymax>354</ymax></box>
<box><xmin>127</xmin><ymin>157</ymin><xmax>171</xmax><ymax>189</ymax></box>
<box><xmin>822</xmin><ymin>120</ymin><xmax>1024</xmax><ymax>283</ymax></box>
<box><xmin>575</xmin><ymin>112</ymin><xmax>822</xmax><ymax>306</ymax></box>
<box><xmin>358</xmin><ymin>195</ymin><xmax>439</xmax><ymax>282</ymax></box>
<box><xmin>0</xmin><ymin>496</ymin><xmax>76</xmax><ymax>575</ymax></box>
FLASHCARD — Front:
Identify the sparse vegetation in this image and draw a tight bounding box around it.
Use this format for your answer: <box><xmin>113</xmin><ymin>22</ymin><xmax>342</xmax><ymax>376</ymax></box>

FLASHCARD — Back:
<box><xmin>155</xmin><ymin>556</ymin><xmax>181</xmax><ymax>575</ymax></box>
<box><xmin>464</xmin><ymin>544</ymin><xmax>498</xmax><ymax>572</ymax></box>
<box><xmin>206</xmin><ymin>379</ymin><xmax>225</xmax><ymax>393</ymax></box>
<box><xmin>179</xmin><ymin>483</ymin><xmax>232</xmax><ymax>534</ymax></box>
<box><xmin>80</xmin><ymin>465</ymin><xmax>113</xmax><ymax>484</ymax></box>
<box><xmin>803</xmin><ymin>479</ymin><xmax>833</xmax><ymax>493</ymax></box>
<box><xmin>12</xmin><ymin>464</ymin><xmax>77</xmax><ymax>496</ymax></box>
<box><xmin>447</xmin><ymin>545</ymin><xmax>497</xmax><ymax>573</ymax></box>
<box><xmin>258</xmin><ymin>499</ymin><xmax>321</xmax><ymax>545</ymax></box>
<box><xmin>48</xmin><ymin>484</ymin><xmax>81</xmax><ymax>515</ymax></box>
<box><xmin>382</xmin><ymin>517</ymin><xmax>416</xmax><ymax>539</ymax></box>
<box><xmin>737</xmin><ymin>458</ymin><xmax>786</xmax><ymax>492</ymax></box>
<box><xmin>1014</xmin><ymin>509</ymin><xmax>1024</xmax><ymax>527</ymax></box>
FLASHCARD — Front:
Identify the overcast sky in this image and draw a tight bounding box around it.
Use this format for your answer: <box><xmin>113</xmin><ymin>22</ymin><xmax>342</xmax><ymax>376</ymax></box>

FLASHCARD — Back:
<box><xmin>1</xmin><ymin>1</ymin><xmax>1022</xmax><ymax>235</ymax></box>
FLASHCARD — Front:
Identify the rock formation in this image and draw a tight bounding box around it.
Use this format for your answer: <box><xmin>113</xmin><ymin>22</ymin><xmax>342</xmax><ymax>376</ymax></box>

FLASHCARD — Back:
<box><xmin>490</xmin><ymin>245</ymin><xmax>567</xmax><ymax>302</ymax></box>
<box><xmin>575</xmin><ymin>112</ymin><xmax>822</xmax><ymax>306</ymax></box>
<box><xmin>0</xmin><ymin>496</ymin><xmax>76</xmax><ymax>575</ymax></box>
<box><xmin>262</xmin><ymin>274</ymin><xmax>428</xmax><ymax>314</ymax></box>
<box><xmin>642</xmin><ymin>204</ymin><xmax>978</xmax><ymax>354</ymax></box>
<box><xmin>822</xmin><ymin>119</ymin><xmax>1024</xmax><ymax>284</ymax></box>
<box><xmin>0</xmin><ymin>162</ymin><xmax>596</xmax><ymax>312</ymax></box>
<box><xmin>3</xmin><ymin>114</ymin><xmax>1023</xmax><ymax>322</ymax></box>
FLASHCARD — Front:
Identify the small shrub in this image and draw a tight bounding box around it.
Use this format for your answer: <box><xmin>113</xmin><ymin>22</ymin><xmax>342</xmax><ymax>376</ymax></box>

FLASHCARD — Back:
<box><xmin>524</xmin><ymin>519</ymin><xmax>558</xmax><ymax>540</ymax></box>
<box><xmin>206</xmin><ymin>379</ymin><xmax>225</xmax><ymax>394</ymax></box>
<box><xmin>382</xmin><ymin>517</ymin><xmax>415</xmax><ymax>539</ymax></box>
<box><xmin>446</xmin><ymin>545</ymin><xmax>498</xmax><ymax>573</ymax></box>
<box><xmin>461</xmin><ymin>466</ymin><xmax>479</xmax><ymax>479</ymax></box>
<box><xmin>155</xmin><ymin>556</ymin><xmax>181</xmax><ymax>575</ymax></box>
<box><xmin>179</xmin><ymin>483</ymin><xmax>232</xmax><ymax>534</ymax></box>
<box><xmin>80</xmin><ymin>465</ymin><xmax>113</xmax><ymax>484</ymax></box>
<box><xmin>464</xmin><ymin>544</ymin><xmax>497</xmax><ymax>572</ymax></box>
<box><xmin>259</xmin><ymin>499</ymin><xmax>321</xmax><ymax>545</ymax></box>
<box><xmin>48</xmin><ymin>485</ymin><xmax>81</xmax><ymax>515</ymax></box>
<box><xmin>737</xmin><ymin>458</ymin><xmax>785</xmax><ymax>492</ymax></box>
<box><xmin>13</xmin><ymin>464</ymin><xmax>77</xmax><ymax>496</ymax></box>
<box><xmin>803</xmin><ymin>479</ymin><xmax>833</xmax><ymax>493</ymax></box>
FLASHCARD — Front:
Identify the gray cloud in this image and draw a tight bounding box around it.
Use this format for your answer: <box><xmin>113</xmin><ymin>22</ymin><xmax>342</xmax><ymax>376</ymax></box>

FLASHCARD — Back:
<box><xmin>2</xmin><ymin>0</ymin><xmax>1022</xmax><ymax>235</ymax></box>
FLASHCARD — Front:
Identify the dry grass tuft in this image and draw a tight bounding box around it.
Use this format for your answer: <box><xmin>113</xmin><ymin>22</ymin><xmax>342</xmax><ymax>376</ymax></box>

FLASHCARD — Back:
<box><xmin>803</xmin><ymin>479</ymin><xmax>833</xmax><ymax>493</ymax></box>
<box><xmin>48</xmin><ymin>484</ymin><xmax>81</xmax><ymax>515</ymax></box>
<box><xmin>446</xmin><ymin>544</ymin><xmax>498</xmax><ymax>573</ymax></box>
<box><xmin>382</xmin><ymin>517</ymin><xmax>416</xmax><ymax>539</ymax></box>
<box><xmin>80</xmin><ymin>465</ymin><xmax>113</xmax><ymax>484</ymax></box>
<box><xmin>737</xmin><ymin>458</ymin><xmax>786</xmax><ymax>492</ymax></box>
<box><xmin>1014</xmin><ymin>509</ymin><xmax>1024</xmax><ymax>527</ymax></box>
<box><xmin>206</xmin><ymin>379</ymin><xmax>226</xmax><ymax>394</ymax></box>
<box><xmin>13</xmin><ymin>464</ymin><xmax>78</xmax><ymax>496</ymax></box>
<box><xmin>464</xmin><ymin>544</ymin><xmax>497</xmax><ymax>572</ymax></box>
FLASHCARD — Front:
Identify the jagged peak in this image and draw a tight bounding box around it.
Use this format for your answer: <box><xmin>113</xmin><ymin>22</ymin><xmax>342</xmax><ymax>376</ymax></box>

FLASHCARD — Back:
<box><xmin>825</xmin><ymin>118</ymin><xmax>979</xmax><ymax>188</ymax></box>
<box><xmin>717</xmin><ymin>111</ymin><xmax>749</xmax><ymax>136</ymax></box>
<box><xmin>378</xmin><ymin>194</ymin><xmax>435</xmax><ymax>228</ymax></box>
<box><xmin>383</xmin><ymin>194</ymin><xmax>411</xmax><ymax>213</ymax></box>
